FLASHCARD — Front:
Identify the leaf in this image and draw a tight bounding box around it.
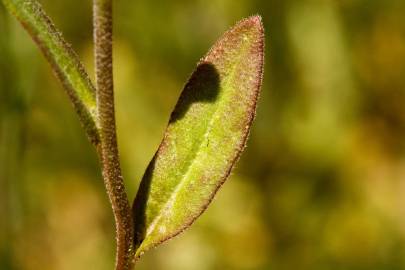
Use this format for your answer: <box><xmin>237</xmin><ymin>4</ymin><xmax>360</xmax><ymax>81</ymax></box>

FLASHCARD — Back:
<box><xmin>2</xmin><ymin>0</ymin><xmax>99</xmax><ymax>144</ymax></box>
<box><xmin>132</xmin><ymin>15</ymin><xmax>264</xmax><ymax>258</ymax></box>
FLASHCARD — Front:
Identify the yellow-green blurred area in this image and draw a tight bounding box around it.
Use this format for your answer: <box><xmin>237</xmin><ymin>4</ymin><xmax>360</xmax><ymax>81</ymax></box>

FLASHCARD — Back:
<box><xmin>1</xmin><ymin>0</ymin><xmax>405</xmax><ymax>269</ymax></box>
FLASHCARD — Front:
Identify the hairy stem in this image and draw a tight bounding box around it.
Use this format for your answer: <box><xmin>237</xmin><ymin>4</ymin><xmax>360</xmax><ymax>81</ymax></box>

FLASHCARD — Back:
<box><xmin>93</xmin><ymin>0</ymin><xmax>134</xmax><ymax>269</ymax></box>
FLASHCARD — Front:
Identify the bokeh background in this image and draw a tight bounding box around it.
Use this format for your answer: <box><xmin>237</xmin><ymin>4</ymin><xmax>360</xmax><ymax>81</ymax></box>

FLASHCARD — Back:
<box><xmin>1</xmin><ymin>0</ymin><xmax>405</xmax><ymax>269</ymax></box>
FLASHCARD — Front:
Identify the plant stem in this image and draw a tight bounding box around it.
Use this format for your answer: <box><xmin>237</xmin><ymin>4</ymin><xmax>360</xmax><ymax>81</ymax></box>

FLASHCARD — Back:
<box><xmin>93</xmin><ymin>0</ymin><xmax>134</xmax><ymax>269</ymax></box>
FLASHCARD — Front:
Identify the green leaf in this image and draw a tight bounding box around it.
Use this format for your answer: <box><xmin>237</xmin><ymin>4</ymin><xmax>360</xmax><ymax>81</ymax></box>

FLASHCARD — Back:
<box><xmin>132</xmin><ymin>15</ymin><xmax>264</xmax><ymax>258</ymax></box>
<box><xmin>1</xmin><ymin>0</ymin><xmax>99</xmax><ymax>144</ymax></box>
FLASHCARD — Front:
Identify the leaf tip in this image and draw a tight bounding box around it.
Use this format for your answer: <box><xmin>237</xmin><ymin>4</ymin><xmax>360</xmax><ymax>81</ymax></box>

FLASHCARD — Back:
<box><xmin>248</xmin><ymin>14</ymin><xmax>263</xmax><ymax>25</ymax></box>
<box><xmin>240</xmin><ymin>15</ymin><xmax>264</xmax><ymax>32</ymax></box>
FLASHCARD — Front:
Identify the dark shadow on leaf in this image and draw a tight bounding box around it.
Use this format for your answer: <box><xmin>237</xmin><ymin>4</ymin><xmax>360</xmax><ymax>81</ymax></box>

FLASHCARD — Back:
<box><xmin>169</xmin><ymin>62</ymin><xmax>220</xmax><ymax>123</ymax></box>
<box><xmin>132</xmin><ymin>62</ymin><xmax>220</xmax><ymax>251</ymax></box>
<box><xmin>132</xmin><ymin>154</ymin><xmax>156</xmax><ymax>250</ymax></box>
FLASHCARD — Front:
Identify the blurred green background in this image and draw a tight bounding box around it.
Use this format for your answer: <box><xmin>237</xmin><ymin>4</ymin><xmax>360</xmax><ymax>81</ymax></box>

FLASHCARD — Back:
<box><xmin>1</xmin><ymin>0</ymin><xmax>405</xmax><ymax>269</ymax></box>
